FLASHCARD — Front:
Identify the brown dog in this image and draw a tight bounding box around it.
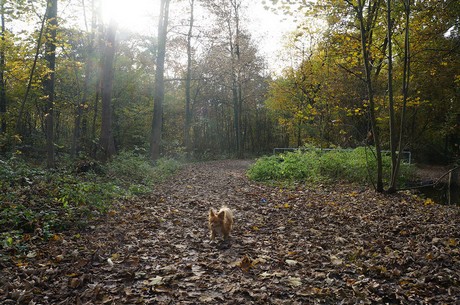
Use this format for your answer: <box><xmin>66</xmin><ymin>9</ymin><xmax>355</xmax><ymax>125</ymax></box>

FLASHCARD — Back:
<box><xmin>208</xmin><ymin>206</ymin><xmax>233</xmax><ymax>241</ymax></box>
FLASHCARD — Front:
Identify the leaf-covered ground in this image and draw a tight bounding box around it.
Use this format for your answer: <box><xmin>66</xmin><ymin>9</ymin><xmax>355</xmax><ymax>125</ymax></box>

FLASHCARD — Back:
<box><xmin>1</xmin><ymin>160</ymin><xmax>459</xmax><ymax>304</ymax></box>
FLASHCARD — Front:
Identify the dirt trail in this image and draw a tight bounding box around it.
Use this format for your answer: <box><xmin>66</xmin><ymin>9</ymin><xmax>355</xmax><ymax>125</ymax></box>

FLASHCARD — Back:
<box><xmin>1</xmin><ymin>160</ymin><xmax>459</xmax><ymax>304</ymax></box>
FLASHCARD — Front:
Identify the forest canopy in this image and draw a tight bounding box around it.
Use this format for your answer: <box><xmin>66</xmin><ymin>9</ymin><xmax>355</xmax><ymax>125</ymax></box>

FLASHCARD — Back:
<box><xmin>0</xmin><ymin>0</ymin><xmax>458</xmax><ymax>167</ymax></box>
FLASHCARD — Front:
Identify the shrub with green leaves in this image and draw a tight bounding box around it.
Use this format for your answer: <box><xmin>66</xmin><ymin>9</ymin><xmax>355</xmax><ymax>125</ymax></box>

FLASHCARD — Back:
<box><xmin>106</xmin><ymin>151</ymin><xmax>156</xmax><ymax>185</ymax></box>
<box><xmin>152</xmin><ymin>157</ymin><xmax>182</xmax><ymax>183</ymax></box>
<box><xmin>247</xmin><ymin>147</ymin><xmax>414</xmax><ymax>185</ymax></box>
<box><xmin>105</xmin><ymin>151</ymin><xmax>182</xmax><ymax>186</ymax></box>
<box><xmin>1</xmin><ymin>152</ymin><xmax>182</xmax><ymax>252</ymax></box>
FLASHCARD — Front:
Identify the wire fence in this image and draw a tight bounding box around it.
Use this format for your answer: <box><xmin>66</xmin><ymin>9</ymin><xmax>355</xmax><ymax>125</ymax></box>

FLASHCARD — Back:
<box><xmin>272</xmin><ymin>147</ymin><xmax>412</xmax><ymax>164</ymax></box>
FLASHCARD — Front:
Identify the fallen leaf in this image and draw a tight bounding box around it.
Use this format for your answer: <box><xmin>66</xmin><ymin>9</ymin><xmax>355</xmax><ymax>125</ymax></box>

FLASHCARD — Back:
<box><xmin>330</xmin><ymin>255</ymin><xmax>343</xmax><ymax>266</ymax></box>
<box><xmin>285</xmin><ymin>259</ymin><xmax>299</xmax><ymax>266</ymax></box>
<box><xmin>145</xmin><ymin>276</ymin><xmax>163</xmax><ymax>286</ymax></box>
<box><xmin>287</xmin><ymin>276</ymin><xmax>302</xmax><ymax>287</ymax></box>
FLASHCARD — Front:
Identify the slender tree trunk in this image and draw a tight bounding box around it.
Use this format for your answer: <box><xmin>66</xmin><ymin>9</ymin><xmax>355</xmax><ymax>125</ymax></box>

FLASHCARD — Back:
<box><xmin>0</xmin><ymin>0</ymin><xmax>6</xmax><ymax>135</ymax></box>
<box><xmin>228</xmin><ymin>0</ymin><xmax>242</xmax><ymax>156</ymax></box>
<box><xmin>43</xmin><ymin>0</ymin><xmax>57</xmax><ymax>168</ymax></box>
<box><xmin>16</xmin><ymin>4</ymin><xmax>48</xmax><ymax>136</ymax></box>
<box><xmin>91</xmin><ymin>86</ymin><xmax>99</xmax><ymax>158</ymax></box>
<box><xmin>391</xmin><ymin>0</ymin><xmax>411</xmax><ymax>189</ymax></box>
<box><xmin>234</xmin><ymin>0</ymin><xmax>243</xmax><ymax>157</ymax></box>
<box><xmin>99</xmin><ymin>19</ymin><xmax>117</xmax><ymax>161</ymax></box>
<box><xmin>91</xmin><ymin>2</ymin><xmax>104</xmax><ymax>158</ymax></box>
<box><xmin>150</xmin><ymin>0</ymin><xmax>170</xmax><ymax>162</ymax></box>
<box><xmin>184</xmin><ymin>0</ymin><xmax>194</xmax><ymax>156</ymax></box>
<box><xmin>72</xmin><ymin>0</ymin><xmax>97</xmax><ymax>158</ymax></box>
<box><xmin>297</xmin><ymin>119</ymin><xmax>302</xmax><ymax>147</ymax></box>
<box><xmin>355</xmin><ymin>0</ymin><xmax>384</xmax><ymax>192</ymax></box>
<box><xmin>387</xmin><ymin>0</ymin><xmax>398</xmax><ymax>192</ymax></box>
<box><xmin>228</xmin><ymin>20</ymin><xmax>239</xmax><ymax>154</ymax></box>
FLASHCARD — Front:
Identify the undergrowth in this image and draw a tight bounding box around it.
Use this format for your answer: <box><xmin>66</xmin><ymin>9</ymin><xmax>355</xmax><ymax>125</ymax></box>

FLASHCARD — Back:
<box><xmin>0</xmin><ymin>152</ymin><xmax>182</xmax><ymax>253</ymax></box>
<box><xmin>247</xmin><ymin>147</ymin><xmax>414</xmax><ymax>185</ymax></box>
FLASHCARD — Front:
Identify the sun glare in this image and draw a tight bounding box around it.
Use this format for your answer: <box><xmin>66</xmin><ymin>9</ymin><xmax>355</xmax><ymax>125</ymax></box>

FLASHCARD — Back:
<box><xmin>100</xmin><ymin>0</ymin><xmax>156</xmax><ymax>33</ymax></box>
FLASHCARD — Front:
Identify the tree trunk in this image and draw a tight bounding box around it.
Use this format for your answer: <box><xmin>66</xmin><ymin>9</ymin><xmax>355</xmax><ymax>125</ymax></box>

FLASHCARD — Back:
<box><xmin>43</xmin><ymin>0</ymin><xmax>58</xmax><ymax>168</ymax></box>
<box><xmin>184</xmin><ymin>0</ymin><xmax>194</xmax><ymax>156</ymax></box>
<box><xmin>72</xmin><ymin>0</ymin><xmax>97</xmax><ymax>158</ymax></box>
<box><xmin>228</xmin><ymin>0</ymin><xmax>242</xmax><ymax>157</ymax></box>
<box><xmin>297</xmin><ymin>120</ymin><xmax>302</xmax><ymax>147</ymax></box>
<box><xmin>99</xmin><ymin>19</ymin><xmax>117</xmax><ymax>161</ymax></box>
<box><xmin>91</xmin><ymin>86</ymin><xmax>100</xmax><ymax>158</ymax></box>
<box><xmin>16</xmin><ymin>4</ymin><xmax>48</xmax><ymax>136</ymax></box>
<box><xmin>355</xmin><ymin>0</ymin><xmax>384</xmax><ymax>192</ymax></box>
<box><xmin>0</xmin><ymin>0</ymin><xmax>6</xmax><ymax>135</ymax></box>
<box><xmin>391</xmin><ymin>0</ymin><xmax>411</xmax><ymax>190</ymax></box>
<box><xmin>150</xmin><ymin>0</ymin><xmax>170</xmax><ymax>162</ymax></box>
<box><xmin>387</xmin><ymin>0</ymin><xmax>398</xmax><ymax>192</ymax></box>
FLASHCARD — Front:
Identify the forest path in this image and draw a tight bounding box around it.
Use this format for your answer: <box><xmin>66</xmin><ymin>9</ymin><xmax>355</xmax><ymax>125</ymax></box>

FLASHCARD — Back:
<box><xmin>2</xmin><ymin>160</ymin><xmax>460</xmax><ymax>304</ymax></box>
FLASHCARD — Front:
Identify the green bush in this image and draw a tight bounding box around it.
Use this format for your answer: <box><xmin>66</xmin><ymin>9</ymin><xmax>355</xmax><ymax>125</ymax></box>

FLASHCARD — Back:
<box><xmin>0</xmin><ymin>152</ymin><xmax>182</xmax><ymax>253</ymax></box>
<box><xmin>246</xmin><ymin>155</ymin><xmax>282</xmax><ymax>181</ymax></box>
<box><xmin>106</xmin><ymin>151</ymin><xmax>156</xmax><ymax>185</ymax></box>
<box><xmin>152</xmin><ymin>157</ymin><xmax>182</xmax><ymax>183</ymax></box>
<box><xmin>247</xmin><ymin>147</ymin><xmax>414</xmax><ymax>185</ymax></box>
<box><xmin>106</xmin><ymin>151</ymin><xmax>182</xmax><ymax>186</ymax></box>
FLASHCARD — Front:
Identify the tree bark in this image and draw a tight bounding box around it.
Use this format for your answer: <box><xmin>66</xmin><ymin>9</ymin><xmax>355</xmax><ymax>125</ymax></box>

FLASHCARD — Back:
<box><xmin>99</xmin><ymin>18</ymin><xmax>117</xmax><ymax>161</ymax></box>
<box><xmin>184</xmin><ymin>0</ymin><xmax>194</xmax><ymax>156</ymax></box>
<box><xmin>387</xmin><ymin>0</ymin><xmax>397</xmax><ymax>192</ymax></box>
<box><xmin>16</xmin><ymin>4</ymin><xmax>48</xmax><ymax>136</ymax></box>
<box><xmin>43</xmin><ymin>0</ymin><xmax>58</xmax><ymax>168</ymax></box>
<box><xmin>391</xmin><ymin>0</ymin><xmax>411</xmax><ymax>190</ymax></box>
<box><xmin>150</xmin><ymin>0</ymin><xmax>170</xmax><ymax>162</ymax></box>
<box><xmin>72</xmin><ymin>0</ymin><xmax>97</xmax><ymax>158</ymax></box>
<box><xmin>354</xmin><ymin>0</ymin><xmax>384</xmax><ymax>192</ymax></box>
<box><xmin>228</xmin><ymin>0</ymin><xmax>242</xmax><ymax>157</ymax></box>
<box><xmin>0</xmin><ymin>0</ymin><xmax>6</xmax><ymax>135</ymax></box>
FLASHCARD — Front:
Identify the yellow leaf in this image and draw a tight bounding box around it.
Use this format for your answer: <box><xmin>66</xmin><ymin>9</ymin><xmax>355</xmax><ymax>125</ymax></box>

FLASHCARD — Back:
<box><xmin>238</xmin><ymin>255</ymin><xmax>254</xmax><ymax>272</ymax></box>
<box><xmin>399</xmin><ymin>280</ymin><xmax>410</xmax><ymax>286</ymax></box>
<box><xmin>16</xmin><ymin>261</ymin><xmax>28</xmax><ymax>268</ymax></box>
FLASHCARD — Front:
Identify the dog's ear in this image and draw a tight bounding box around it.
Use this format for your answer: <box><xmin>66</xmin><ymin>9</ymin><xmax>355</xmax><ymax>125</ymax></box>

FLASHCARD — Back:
<box><xmin>209</xmin><ymin>208</ymin><xmax>216</xmax><ymax>217</ymax></box>
<box><xmin>217</xmin><ymin>210</ymin><xmax>225</xmax><ymax>219</ymax></box>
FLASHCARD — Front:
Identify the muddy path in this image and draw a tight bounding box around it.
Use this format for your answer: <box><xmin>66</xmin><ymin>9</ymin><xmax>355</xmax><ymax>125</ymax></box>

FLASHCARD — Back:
<box><xmin>1</xmin><ymin>160</ymin><xmax>459</xmax><ymax>304</ymax></box>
